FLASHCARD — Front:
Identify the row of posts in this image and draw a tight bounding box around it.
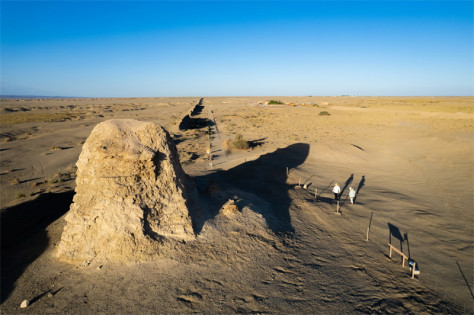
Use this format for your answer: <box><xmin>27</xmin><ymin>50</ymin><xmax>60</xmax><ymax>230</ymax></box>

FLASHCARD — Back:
<box><xmin>288</xmin><ymin>166</ymin><xmax>372</xmax><ymax>241</ymax></box>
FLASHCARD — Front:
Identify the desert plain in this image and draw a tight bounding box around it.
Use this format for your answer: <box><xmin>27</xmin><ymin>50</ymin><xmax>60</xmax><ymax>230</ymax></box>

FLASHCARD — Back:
<box><xmin>0</xmin><ymin>96</ymin><xmax>473</xmax><ymax>313</ymax></box>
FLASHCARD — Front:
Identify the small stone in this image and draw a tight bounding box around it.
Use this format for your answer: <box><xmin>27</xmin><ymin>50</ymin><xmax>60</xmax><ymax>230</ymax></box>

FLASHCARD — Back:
<box><xmin>10</xmin><ymin>178</ymin><xmax>20</xmax><ymax>185</ymax></box>
<box><xmin>47</xmin><ymin>292</ymin><xmax>54</xmax><ymax>298</ymax></box>
<box><xmin>20</xmin><ymin>299</ymin><xmax>29</xmax><ymax>308</ymax></box>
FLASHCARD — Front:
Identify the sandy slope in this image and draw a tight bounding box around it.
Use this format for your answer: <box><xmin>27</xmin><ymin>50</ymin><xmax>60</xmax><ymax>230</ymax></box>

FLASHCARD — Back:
<box><xmin>1</xmin><ymin>96</ymin><xmax>472</xmax><ymax>313</ymax></box>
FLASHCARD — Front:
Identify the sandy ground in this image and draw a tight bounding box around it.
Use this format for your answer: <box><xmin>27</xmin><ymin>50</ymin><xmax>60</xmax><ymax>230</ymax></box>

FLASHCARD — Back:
<box><xmin>0</xmin><ymin>96</ymin><xmax>473</xmax><ymax>313</ymax></box>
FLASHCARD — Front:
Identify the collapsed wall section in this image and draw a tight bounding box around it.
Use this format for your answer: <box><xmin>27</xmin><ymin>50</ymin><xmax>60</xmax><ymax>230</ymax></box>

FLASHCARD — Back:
<box><xmin>57</xmin><ymin>119</ymin><xmax>197</xmax><ymax>265</ymax></box>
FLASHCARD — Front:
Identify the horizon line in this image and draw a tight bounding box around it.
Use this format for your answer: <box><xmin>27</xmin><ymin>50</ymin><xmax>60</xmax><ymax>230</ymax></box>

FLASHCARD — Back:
<box><xmin>1</xmin><ymin>94</ymin><xmax>473</xmax><ymax>99</ymax></box>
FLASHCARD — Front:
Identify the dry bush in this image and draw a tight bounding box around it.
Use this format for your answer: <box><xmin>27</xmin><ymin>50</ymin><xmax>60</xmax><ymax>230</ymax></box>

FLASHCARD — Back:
<box><xmin>232</xmin><ymin>134</ymin><xmax>250</xmax><ymax>150</ymax></box>
<box><xmin>49</xmin><ymin>169</ymin><xmax>75</xmax><ymax>184</ymax></box>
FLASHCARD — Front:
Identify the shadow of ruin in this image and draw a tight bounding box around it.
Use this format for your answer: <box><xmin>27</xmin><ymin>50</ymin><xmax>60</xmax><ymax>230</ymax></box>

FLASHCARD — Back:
<box><xmin>192</xmin><ymin>143</ymin><xmax>310</xmax><ymax>235</ymax></box>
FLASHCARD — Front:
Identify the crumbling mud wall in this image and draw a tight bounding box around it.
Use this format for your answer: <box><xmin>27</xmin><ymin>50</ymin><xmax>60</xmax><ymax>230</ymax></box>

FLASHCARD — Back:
<box><xmin>179</xmin><ymin>98</ymin><xmax>208</xmax><ymax>130</ymax></box>
<box><xmin>57</xmin><ymin>119</ymin><xmax>198</xmax><ymax>265</ymax></box>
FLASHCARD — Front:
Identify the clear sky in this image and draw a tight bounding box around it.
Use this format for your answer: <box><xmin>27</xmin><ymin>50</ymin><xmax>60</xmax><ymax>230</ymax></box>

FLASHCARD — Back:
<box><xmin>1</xmin><ymin>0</ymin><xmax>473</xmax><ymax>97</ymax></box>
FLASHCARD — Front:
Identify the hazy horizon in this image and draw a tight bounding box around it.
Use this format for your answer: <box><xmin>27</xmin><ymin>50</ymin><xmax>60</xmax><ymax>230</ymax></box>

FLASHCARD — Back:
<box><xmin>1</xmin><ymin>94</ymin><xmax>472</xmax><ymax>100</ymax></box>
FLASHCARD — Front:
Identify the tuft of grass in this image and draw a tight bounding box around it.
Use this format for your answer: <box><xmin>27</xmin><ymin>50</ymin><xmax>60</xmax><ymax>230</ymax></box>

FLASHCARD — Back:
<box><xmin>232</xmin><ymin>134</ymin><xmax>250</xmax><ymax>150</ymax></box>
<box><xmin>49</xmin><ymin>171</ymin><xmax>74</xmax><ymax>184</ymax></box>
<box><xmin>16</xmin><ymin>192</ymin><xmax>25</xmax><ymax>199</ymax></box>
<box><xmin>49</xmin><ymin>177</ymin><xmax>63</xmax><ymax>184</ymax></box>
<box><xmin>319</xmin><ymin>111</ymin><xmax>331</xmax><ymax>116</ymax></box>
<box><xmin>268</xmin><ymin>100</ymin><xmax>284</xmax><ymax>105</ymax></box>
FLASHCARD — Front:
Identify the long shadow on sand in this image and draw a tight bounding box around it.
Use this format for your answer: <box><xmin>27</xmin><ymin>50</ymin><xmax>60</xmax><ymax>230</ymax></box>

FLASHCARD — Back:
<box><xmin>192</xmin><ymin>143</ymin><xmax>310</xmax><ymax>235</ymax></box>
<box><xmin>354</xmin><ymin>175</ymin><xmax>365</xmax><ymax>203</ymax></box>
<box><xmin>340</xmin><ymin>174</ymin><xmax>354</xmax><ymax>196</ymax></box>
<box><xmin>190</xmin><ymin>98</ymin><xmax>204</xmax><ymax>116</ymax></box>
<box><xmin>1</xmin><ymin>191</ymin><xmax>73</xmax><ymax>303</ymax></box>
<box><xmin>388</xmin><ymin>222</ymin><xmax>404</xmax><ymax>252</ymax></box>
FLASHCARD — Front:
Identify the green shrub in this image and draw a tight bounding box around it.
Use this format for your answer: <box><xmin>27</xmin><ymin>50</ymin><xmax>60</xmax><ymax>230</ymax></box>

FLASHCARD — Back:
<box><xmin>268</xmin><ymin>100</ymin><xmax>284</xmax><ymax>105</ymax></box>
<box><xmin>319</xmin><ymin>111</ymin><xmax>330</xmax><ymax>116</ymax></box>
<box><xmin>16</xmin><ymin>192</ymin><xmax>25</xmax><ymax>199</ymax></box>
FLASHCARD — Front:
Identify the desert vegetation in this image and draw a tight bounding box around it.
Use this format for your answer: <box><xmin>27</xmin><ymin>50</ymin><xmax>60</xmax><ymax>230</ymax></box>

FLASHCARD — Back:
<box><xmin>267</xmin><ymin>100</ymin><xmax>284</xmax><ymax>105</ymax></box>
<box><xmin>231</xmin><ymin>134</ymin><xmax>250</xmax><ymax>150</ymax></box>
<box><xmin>0</xmin><ymin>112</ymin><xmax>82</xmax><ymax>125</ymax></box>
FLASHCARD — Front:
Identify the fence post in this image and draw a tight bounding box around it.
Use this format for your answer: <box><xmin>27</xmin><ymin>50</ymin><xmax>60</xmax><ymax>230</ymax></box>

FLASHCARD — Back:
<box><xmin>366</xmin><ymin>212</ymin><xmax>373</xmax><ymax>241</ymax></box>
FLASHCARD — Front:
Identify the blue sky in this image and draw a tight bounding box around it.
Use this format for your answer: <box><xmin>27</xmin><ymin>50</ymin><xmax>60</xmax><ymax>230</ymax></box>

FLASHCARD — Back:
<box><xmin>1</xmin><ymin>0</ymin><xmax>473</xmax><ymax>97</ymax></box>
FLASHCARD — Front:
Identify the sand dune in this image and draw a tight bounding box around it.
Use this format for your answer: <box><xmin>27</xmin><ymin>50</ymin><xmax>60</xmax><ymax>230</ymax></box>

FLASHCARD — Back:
<box><xmin>1</xmin><ymin>96</ymin><xmax>472</xmax><ymax>313</ymax></box>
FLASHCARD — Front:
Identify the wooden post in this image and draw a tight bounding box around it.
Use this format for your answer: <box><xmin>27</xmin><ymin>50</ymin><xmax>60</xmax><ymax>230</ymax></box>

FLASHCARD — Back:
<box><xmin>411</xmin><ymin>262</ymin><xmax>416</xmax><ymax>278</ymax></box>
<box><xmin>388</xmin><ymin>243</ymin><xmax>408</xmax><ymax>267</ymax></box>
<box><xmin>336</xmin><ymin>200</ymin><xmax>340</xmax><ymax>213</ymax></box>
<box><xmin>286</xmin><ymin>167</ymin><xmax>289</xmax><ymax>176</ymax></box>
<box><xmin>366</xmin><ymin>212</ymin><xmax>373</xmax><ymax>241</ymax></box>
<box><xmin>314</xmin><ymin>188</ymin><xmax>318</xmax><ymax>201</ymax></box>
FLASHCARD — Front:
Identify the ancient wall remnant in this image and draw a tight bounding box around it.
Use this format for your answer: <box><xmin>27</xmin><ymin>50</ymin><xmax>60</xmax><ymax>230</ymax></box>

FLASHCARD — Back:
<box><xmin>57</xmin><ymin>119</ymin><xmax>198</xmax><ymax>265</ymax></box>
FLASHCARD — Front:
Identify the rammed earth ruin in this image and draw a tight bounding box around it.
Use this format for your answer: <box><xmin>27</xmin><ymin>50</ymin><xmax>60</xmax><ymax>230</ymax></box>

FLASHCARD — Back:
<box><xmin>57</xmin><ymin>119</ymin><xmax>198</xmax><ymax>265</ymax></box>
